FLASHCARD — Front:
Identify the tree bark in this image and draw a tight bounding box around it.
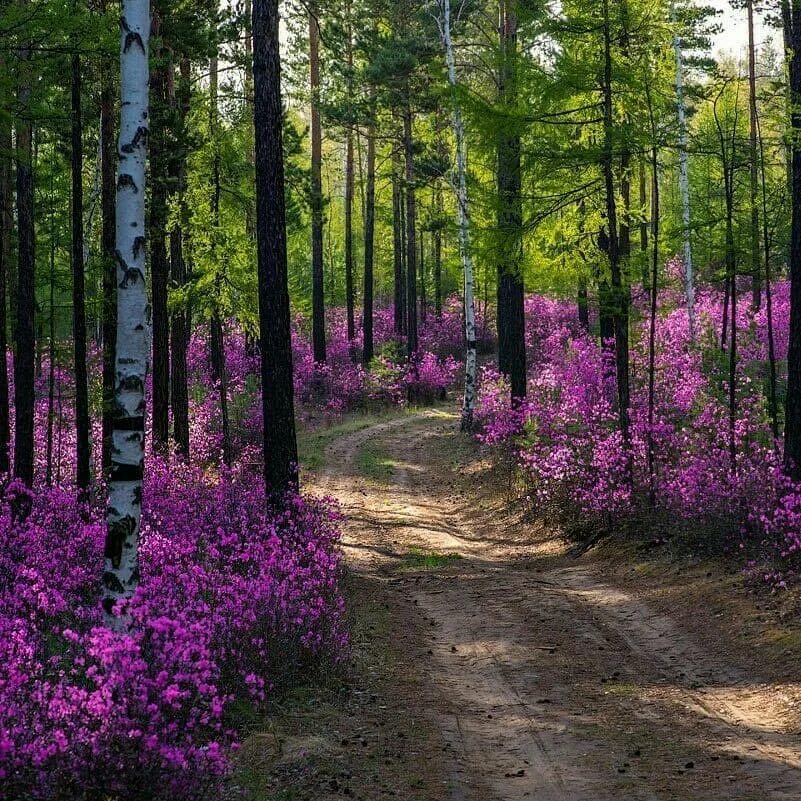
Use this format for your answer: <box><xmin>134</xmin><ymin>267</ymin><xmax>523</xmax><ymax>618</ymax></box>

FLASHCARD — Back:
<box><xmin>419</xmin><ymin>232</ymin><xmax>426</xmax><ymax>325</ymax></box>
<box><xmin>715</xmin><ymin>84</ymin><xmax>739</xmax><ymax>474</ymax></box>
<box><xmin>601</xmin><ymin>0</ymin><xmax>631</xmax><ymax>477</ymax></box>
<box><xmin>209</xmin><ymin>41</ymin><xmax>232</xmax><ymax>466</ymax></box>
<box><xmin>46</xmin><ymin>219</ymin><xmax>56</xmax><ymax>488</ymax></box>
<box><xmin>439</xmin><ymin>0</ymin><xmax>478</xmax><ymax>429</ymax></box>
<box><xmin>0</xmin><ymin>102</ymin><xmax>11</xmax><ymax>475</ymax></box>
<box><xmin>101</xmin><ymin>0</ymin><xmax>117</xmax><ymax>477</ymax></box>
<box><xmin>14</xmin><ymin>1</ymin><xmax>35</xmax><ymax>487</ymax></box>
<box><xmin>497</xmin><ymin>0</ymin><xmax>526</xmax><ymax>402</ymax></box>
<box><xmin>170</xmin><ymin>58</ymin><xmax>190</xmax><ymax>458</ymax></box>
<box><xmin>345</xmin><ymin>130</ymin><xmax>355</xmax><ymax>342</ymax></box>
<box><xmin>392</xmin><ymin>150</ymin><xmax>405</xmax><ymax>335</ymax></box>
<box><xmin>309</xmin><ymin>6</ymin><xmax>326</xmax><ymax>362</ymax></box>
<box><xmin>674</xmin><ymin>20</ymin><xmax>695</xmax><ymax>341</ymax></box>
<box><xmin>404</xmin><ymin>108</ymin><xmax>418</xmax><ymax>357</ymax></box>
<box><xmin>149</xmin><ymin>14</ymin><xmax>170</xmax><ymax>449</ymax></box>
<box><xmin>72</xmin><ymin>48</ymin><xmax>91</xmax><ymax>492</ymax></box>
<box><xmin>577</xmin><ymin>278</ymin><xmax>589</xmax><ymax>331</ymax></box>
<box><xmin>344</xmin><ymin>9</ymin><xmax>355</xmax><ymax>345</ymax></box>
<box><xmin>757</xmin><ymin>104</ymin><xmax>779</xmax><ymax>441</ymax></box>
<box><xmin>639</xmin><ymin>159</ymin><xmax>649</xmax><ymax>294</ymax></box>
<box><xmin>362</xmin><ymin>107</ymin><xmax>375</xmax><ymax>364</ymax></box>
<box><xmin>103</xmin><ymin>0</ymin><xmax>150</xmax><ymax>624</ymax></box>
<box><xmin>747</xmin><ymin>0</ymin><xmax>761</xmax><ymax>310</ymax></box>
<box><xmin>253</xmin><ymin>0</ymin><xmax>299</xmax><ymax>499</ymax></box>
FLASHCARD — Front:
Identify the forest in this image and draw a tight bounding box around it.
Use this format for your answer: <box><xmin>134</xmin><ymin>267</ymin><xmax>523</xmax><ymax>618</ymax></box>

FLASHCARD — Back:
<box><xmin>4</xmin><ymin>0</ymin><xmax>801</xmax><ymax>797</ymax></box>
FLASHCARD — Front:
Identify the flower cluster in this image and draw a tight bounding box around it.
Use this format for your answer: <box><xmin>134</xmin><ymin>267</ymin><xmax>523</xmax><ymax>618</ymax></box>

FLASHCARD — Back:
<box><xmin>475</xmin><ymin>278</ymin><xmax>801</xmax><ymax>573</ymax></box>
<box><xmin>0</xmin><ymin>462</ymin><xmax>347</xmax><ymax>799</ymax></box>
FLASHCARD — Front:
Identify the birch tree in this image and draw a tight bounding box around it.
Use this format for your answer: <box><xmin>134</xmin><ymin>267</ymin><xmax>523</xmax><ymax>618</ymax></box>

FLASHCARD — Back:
<box><xmin>102</xmin><ymin>0</ymin><xmax>150</xmax><ymax>624</ymax></box>
<box><xmin>434</xmin><ymin>0</ymin><xmax>477</xmax><ymax>431</ymax></box>
<box><xmin>673</xmin><ymin>16</ymin><xmax>695</xmax><ymax>342</ymax></box>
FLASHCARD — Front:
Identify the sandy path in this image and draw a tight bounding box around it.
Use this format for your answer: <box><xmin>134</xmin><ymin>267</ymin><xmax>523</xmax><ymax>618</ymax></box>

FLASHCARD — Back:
<box><xmin>317</xmin><ymin>409</ymin><xmax>801</xmax><ymax>801</ymax></box>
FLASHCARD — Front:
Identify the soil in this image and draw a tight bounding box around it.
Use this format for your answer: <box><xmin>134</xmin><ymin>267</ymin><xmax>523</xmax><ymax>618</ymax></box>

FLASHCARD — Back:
<box><xmin>239</xmin><ymin>407</ymin><xmax>801</xmax><ymax>800</ymax></box>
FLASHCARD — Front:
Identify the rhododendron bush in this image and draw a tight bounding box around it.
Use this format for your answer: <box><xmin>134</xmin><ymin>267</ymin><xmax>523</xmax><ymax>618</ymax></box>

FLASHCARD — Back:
<box><xmin>0</xmin><ymin>461</ymin><xmax>346</xmax><ymax>799</ymax></box>
<box><xmin>475</xmin><ymin>279</ymin><xmax>801</xmax><ymax>568</ymax></box>
<box><xmin>0</xmin><ymin>300</ymin><xmax>472</xmax><ymax>798</ymax></box>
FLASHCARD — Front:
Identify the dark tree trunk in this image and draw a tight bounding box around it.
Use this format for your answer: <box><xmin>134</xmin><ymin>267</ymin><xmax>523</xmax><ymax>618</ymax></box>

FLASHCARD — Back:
<box><xmin>209</xmin><ymin>48</ymin><xmax>231</xmax><ymax>466</ymax></box>
<box><xmin>784</xmin><ymin>2</ymin><xmax>801</xmax><ymax>477</ymax></box>
<box><xmin>100</xmin><ymin>6</ymin><xmax>116</xmax><ymax>477</ymax></box>
<box><xmin>344</xmin><ymin>12</ymin><xmax>355</xmax><ymax>346</ymax></box>
<box><xmin>718</xmin><ymin>105</ymin><xmax>738</xmax><ymax>473</ymax></box>
<box><xmin>497</xmin><ymin>0</ymin><xmax>526</xmax><ymax>401</ymax></box>
<box><xmin>403</xmin><ymin>107</ymin><xmax>418</xmax><ymax>357</ymax></box>
<box><xmin>757</xmin><ymin>103</ymin><xmax>779</xmax><ymax>441</ymax></box>
<box><xmin>345</xmin><ymin>129</ymin><xmax>355</xmax><ymax>343</ymax></box>
<box><xmin>362</xmin><ymin>114</ymin><xmax>375</xmax><ymax>364</ymax></box>
<box><xmin>392</xmin><ymin>154</ymin><xmax>405</xmax><ymax>335</ymax></box>
<box><xmin>0</xmin><ymin>112</ymin><xmax>11</xmax><ymax>474</ymax></box>
<box><xmin>639</xmin><ymin>159</ymin><xmax>649</xmax><ymax>294</ymax></box>
<box><xmin>210</xmin><ymin>312</ymin><xmax>232</xmax><ymax>465</ymax></box>
<box><xmin>601</xmin><ymin>0</ymin><xmax>631</xmax><ymax>475</ymax></box>
<box><xmin>309</xmin><ymin>6</ymin><xmax>326</xmax><ymax>362</ymax></box>
<box><xmin>721</xmin><ymin>274</ymin><xmax>730</xmax><ymax>348</ymax></box>
<box><xmin>72</xmin><ymin>50</ymin><xmax>91</xmax><ymax>491</ymax></box>
<box><xmin>747</xmin><ymin>0</ymin><xmax>761</xmax><ymax>310</ymax></box>
<box><xmin>433</xmin><ymin>218</ymin><xmax>442</xmax><ymax>316</ymax></box>
<box><xmin>14</xmin><ymin>29</ymin><xmax>35</xmax><ymax>487</ymax></box>
<box><xmin>150</xmin><ymin>22</ymin><xmax>170</xmax><ymax>450</ymax></box>
<box><xmin>434</xmin><ymin>112</ymin><xmax>445</xmax><ymax>317</ymax></box>
<box><xmin>46</xmin><ymin>221</ymin><xmax>56</xmax><ymax>487</ymax></box>
<box><xmin>419</xmin><ymin>232</ymin><xmax>427</xmax><ymax>325</ymax></box>
<box><xmin>577</xmin><ymin>278</ymin><xmax>589</xmax><ymax>331</ymax></box>
<box><xmin>170</xmin><ymin>58</ymin><xmax>190</xmax><ymax>458</ymax></box>
<box><xmin>253</xmin><ymin>0</ymin><xmax>299</xmax><ymax>498</ymax></box>
<box><xmin>647</xmin><ymin>145</ymin><xmax>659</xmax><ymax>503</ymax></box>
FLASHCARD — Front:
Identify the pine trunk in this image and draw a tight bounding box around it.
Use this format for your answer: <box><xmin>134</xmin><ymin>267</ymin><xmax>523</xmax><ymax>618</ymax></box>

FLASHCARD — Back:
<box><xmin>404</xmin><ymin>109</ymin><xmax>418</xmax><ymax>357</ymax></box>
<box><xmin>497</xmin><ymin>0</ymin><xmax>526</xmax><ymax>402</ymax></box>
<box><xmin>0</xmin><ymin>108</ymin><xmax>11</xmax><ymax>475</ymax></box>
<box><xmin>253</xmin><ymin>0</ymin><xmax>299</xmax><ymax>499</ymax></box>
<box><xmin>747</xmin><ymin>0</ymin><xmax>761</xmax><ymax>310</ymax></box>
<box><xmin>674</xmin><ymin>23</ymin><xmax>695</xmax><ymax>340</ymax></box>
<box><xmin>344</xmin><ymin>11</ymin><xmax>355</xmax><ymax>345</ymax></box>
<box><xmin>577</xmin><ymin>278</ymin><xmax>589</xmax><ymax>331</ymax></box>
<box><xmin>209</xmin><ymin>45</ymin><xmax>231</xmax><ymax>465</ymax></box>
<box><xmin>602</xmin><ymin>0</ymin><xmax>631</xmax><ymax>476</ymax></box>
<box><xmin>309</xmin><ymin>7</ymin><xmax>326</xmax><ymax>363</ymax></box>
<box><xmin>392</xmin><ymin>154</ymin><xmax>405</xmax><ymax>335</ymax></box>
<box><xmin>100</xmin><ymin>1</ymin><xmax>117</xmax><ymax>477</ymax></box>
<box><xmin>345</xmin><ymin>130</ymin><xmax>355</xmax><ymax>343</ymax></box>
<box><xmin>72</xmin><ymin>50</ymin><xmax>91</xmax><ymax>492</ymax></box>
<box><xmin>170</xmin><ymin>58</ymin><xmax>190</xmax><ymax>458</ymax></box>
<box><xmin>150</xmin><ymin>18</ymin><xmax>170</xmax><ymax>449</ymax></box>
<box><xmin>14</xmin><ymin>4</ymin><xmax>35</xmax><ymax>487</ymax></box>
<box><xmin>362</xmin><ymin>112</ymin><xmax>375</xmax><ymax>364</ymax></box>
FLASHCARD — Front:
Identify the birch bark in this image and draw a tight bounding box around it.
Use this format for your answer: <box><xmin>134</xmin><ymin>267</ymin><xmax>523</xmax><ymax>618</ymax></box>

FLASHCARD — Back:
<box><xmin>437</xmin><ymin>0</ymin><xmax>477</xmax><ymax>430</ymax></box>
<box><xmin>102</xmin><ymin>0</ymin><xmax>150</xmax><ymax>625</ymax></box>
<box><xmin>674</xmin><ymin>22</ymin><xmax>695</xmax><ymax>341</ymax></box>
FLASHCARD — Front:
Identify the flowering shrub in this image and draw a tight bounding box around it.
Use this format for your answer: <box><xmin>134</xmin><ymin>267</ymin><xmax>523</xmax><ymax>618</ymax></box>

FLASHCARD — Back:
<box><xmin>475</xmin><ymin>278</ymin><xmax>801</xmax><ymax>573</ymax></box>
<box><xmin>0</xmin><ymin>462</ymin><xmax>346</xmax><ymax>800</ymax></box>
<box><xmin>0</xmin><ymin>298</ymin><xmax>472</xmax><ymax>798</ymax></box>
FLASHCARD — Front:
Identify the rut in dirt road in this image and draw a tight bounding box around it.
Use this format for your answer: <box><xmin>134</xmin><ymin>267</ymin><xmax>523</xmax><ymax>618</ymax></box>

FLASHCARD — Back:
<box><xmin>319</xmin><ymin>411</ymin><xmax>801</xmax><ymax>801</ymax></box>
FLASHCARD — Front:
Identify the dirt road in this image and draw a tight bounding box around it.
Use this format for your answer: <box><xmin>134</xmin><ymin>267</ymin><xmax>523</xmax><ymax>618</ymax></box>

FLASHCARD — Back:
<box><xmin>316</xmin><ymin>409</ymin><xmax>801</xmax><ymax>801</ymax></box>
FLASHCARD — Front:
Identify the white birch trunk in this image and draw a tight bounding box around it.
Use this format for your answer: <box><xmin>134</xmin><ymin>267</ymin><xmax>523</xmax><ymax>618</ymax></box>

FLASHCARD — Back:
<box><xmin>102</xmin><ymin>0</ymin><xmax>150</xmax><ymax>627</ymax></box>
<box><xmin>674</xmin><ymin>26</ymin><xmax>695</xmax><ymax>342</ymax></box>
<box><xmin>437</xmin><ymin>0</ymin><xmax>477</xmax><ymax>431</ymax></box>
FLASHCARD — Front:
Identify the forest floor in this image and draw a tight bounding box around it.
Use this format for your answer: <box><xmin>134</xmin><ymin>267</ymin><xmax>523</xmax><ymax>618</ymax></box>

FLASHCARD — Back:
<box><xmin>237</xmin><ymin>407</ymin><xmax>801</xmax><ymax>801</ymax></box>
